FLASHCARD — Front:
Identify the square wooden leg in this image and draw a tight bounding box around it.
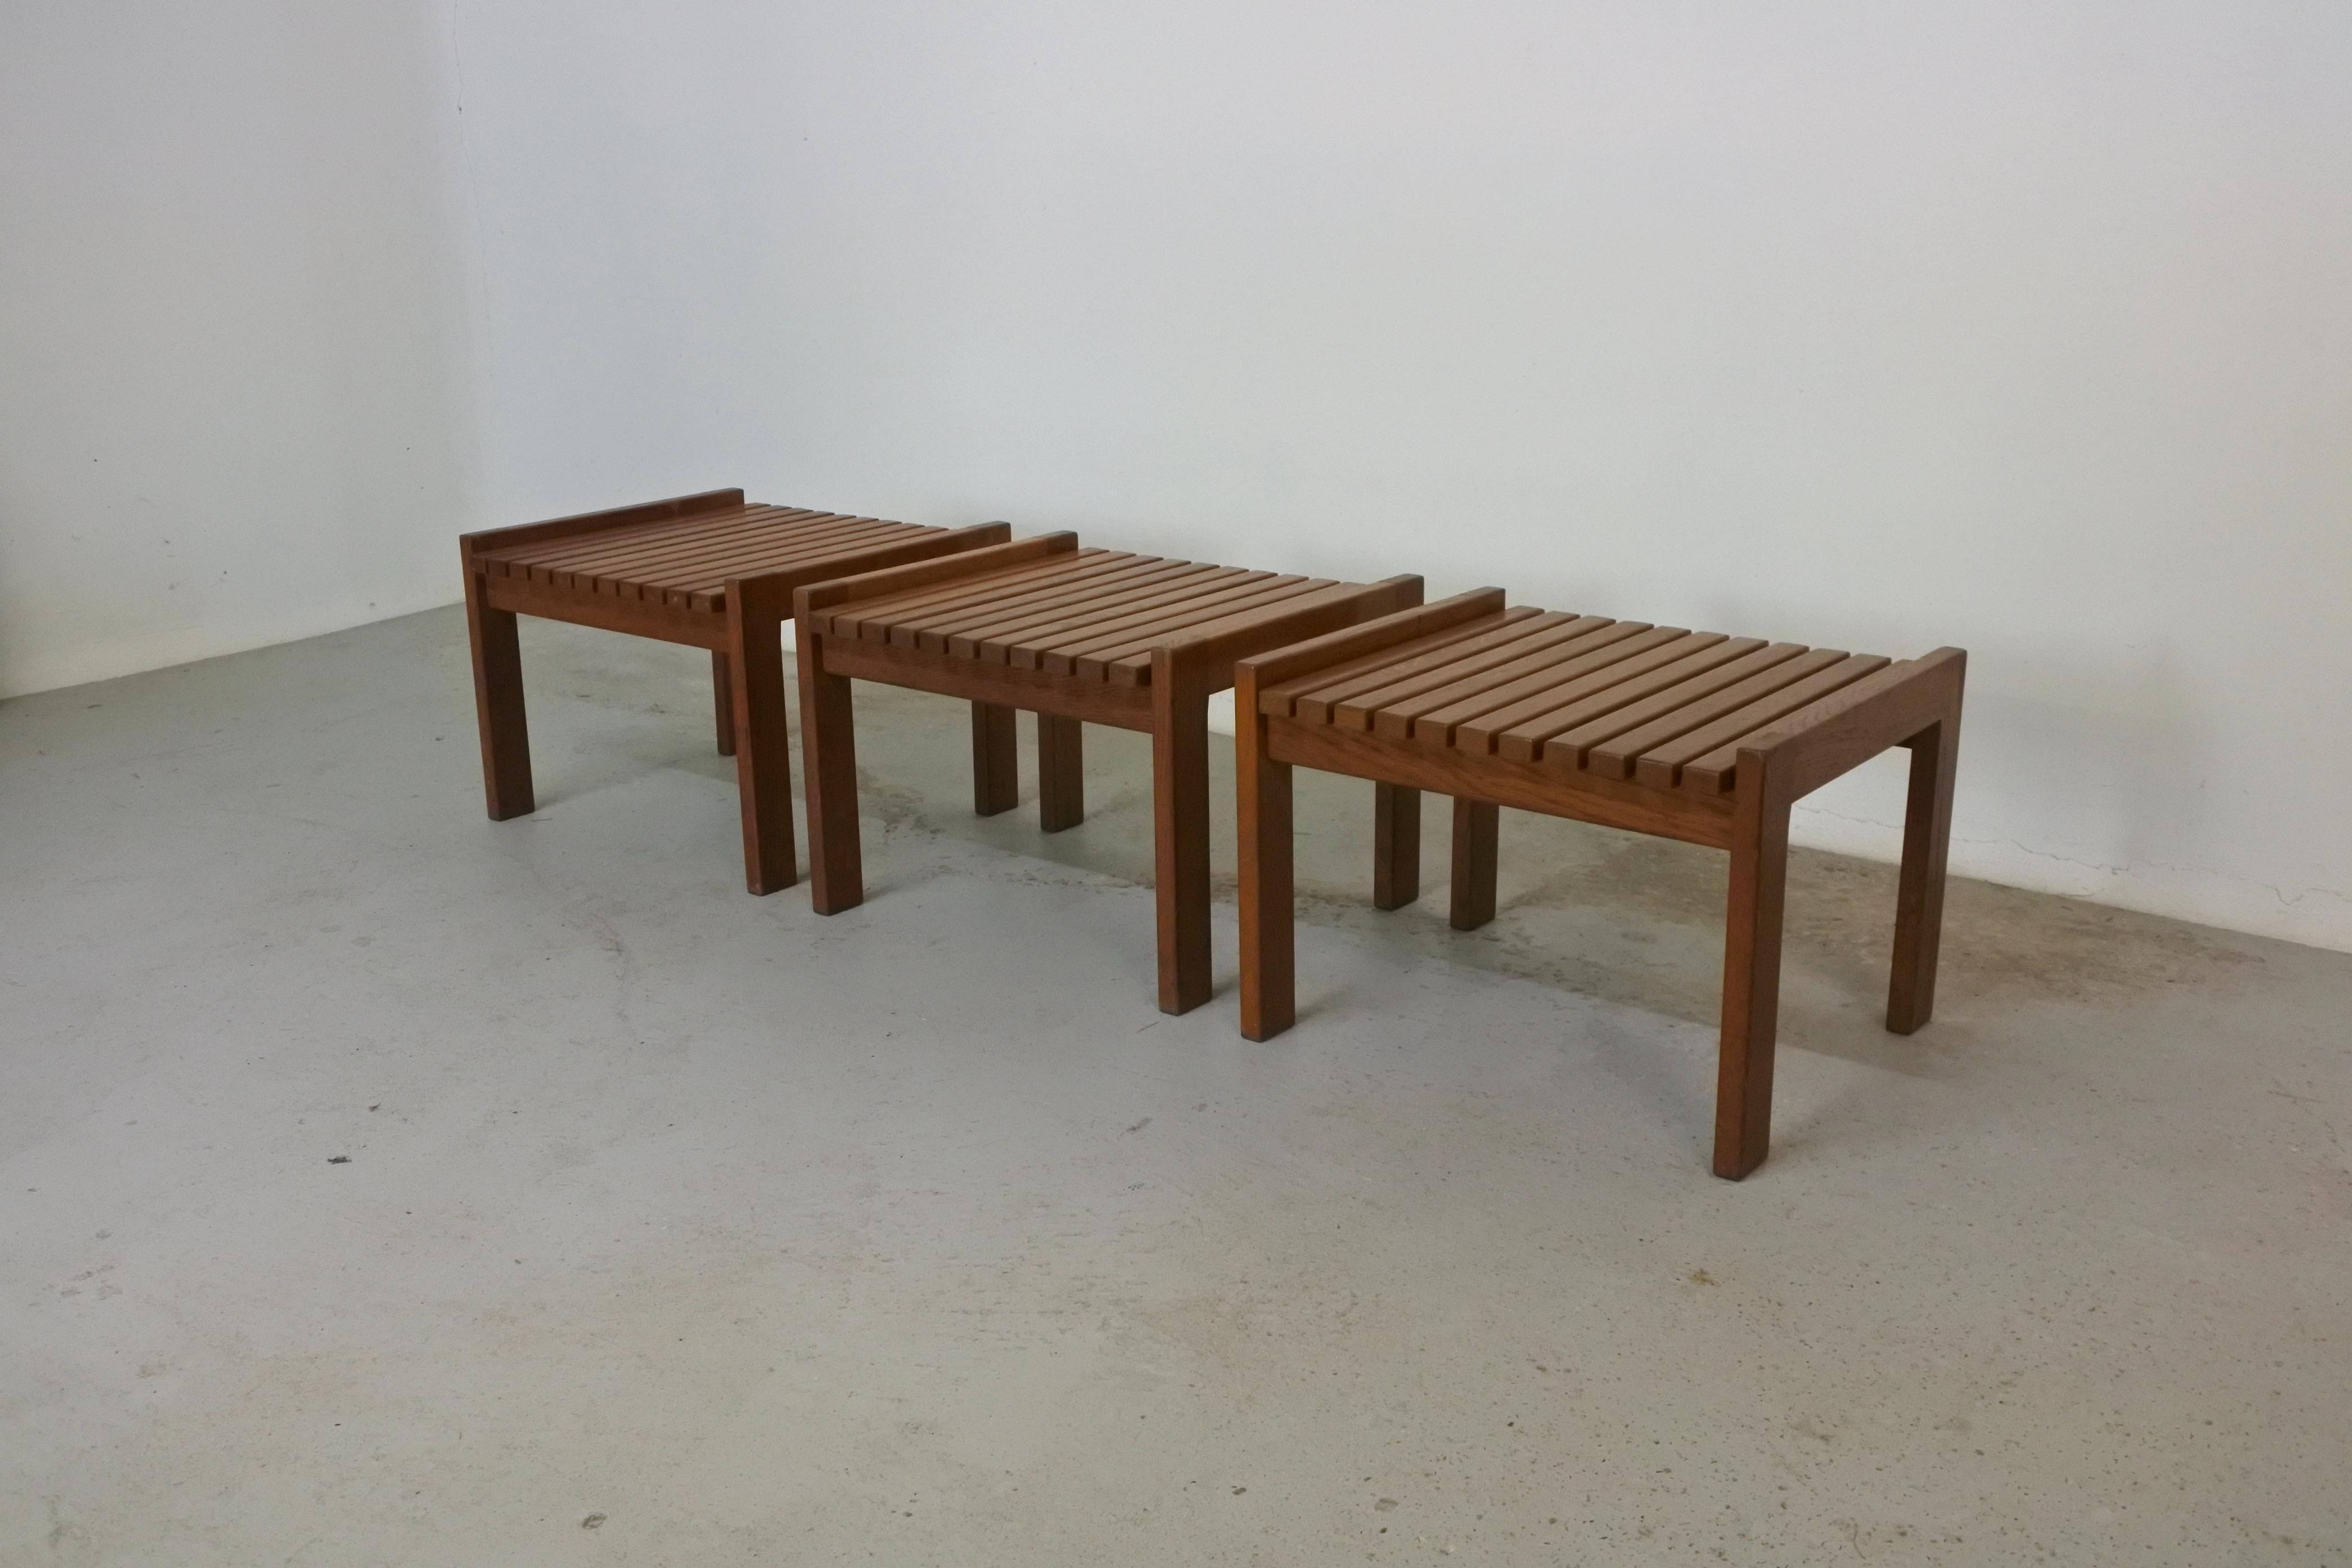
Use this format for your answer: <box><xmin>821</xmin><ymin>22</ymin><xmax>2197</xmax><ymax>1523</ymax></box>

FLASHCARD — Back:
<box><xmin>1037</xmin><ymin>714</ymin><xmax>1085</xmax><ymax>832</ymax></box>
<box><xmin>1238</xmin><ymin>696</ymin><xmax>1295</xmax><ymax>1041</ymax></box>
<box><xmin>1151</xmin><ymin>674</ymin><xmax>1214</xmax><ymax>1015</ymax></box>
<box><xmin>464</xmin><ymin>567</ymin><xmax>534</xmax><ymax>820</ymax></box>
<box><xmin>1888</xmin><ymin>708</ymin><xmax>1961</xmax><ymax>1035</ymax></box>
<box><xmin>796</xmin><ymin>621</ymin><xmax>865</xmax><ymax>915</ymax></box>
<box><xmin>724</xmin><ymin>583</ymin><xmax>798</xmax><ymax>896</ymax></box>
<box><xmin>972</xmin><ymin>701</ymin><xmax>1019</xmax><ymax>817</ymax></box>
<box><xmin>1715</xmin><ymin>754</ymin><xmax>1792</xmax><ymax>1180</ymax></box>
<box><xmin>712</xmin><ymin>650</ymin><xmax>736</xmax><ymax>756</ymax></box>
<box><xmin>1450</xmin><ymin>798</ymin><xmax>1499</xmax><ymax>931</ymax></box>
<box><xmin>1373</xmin><ymin>782</ymin><xmax>1422</xmax><ymax>910</ymax></box>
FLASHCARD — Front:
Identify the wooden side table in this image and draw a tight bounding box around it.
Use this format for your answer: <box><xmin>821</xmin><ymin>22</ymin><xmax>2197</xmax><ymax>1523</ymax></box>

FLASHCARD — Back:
<box><xmin>459</xmin><ymin>488</ymin><xmax>1005</xmax><ymax>893</ymax></box>
<box><xmin>1235</xmin><ymin>588</ymin><xmax>1965</xmax><ymax>1178</ymax></box>
<box><xmin>791</xmin><ymin>532</ymin><xmax>1425</xmax><ymax>1013</ymax></box>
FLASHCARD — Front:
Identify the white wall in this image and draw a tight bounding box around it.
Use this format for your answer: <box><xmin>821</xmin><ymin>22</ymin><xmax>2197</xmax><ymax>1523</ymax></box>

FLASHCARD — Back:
<box><xmin>6</xmin><ymin>3</ymin><xmax>2347</xmax><ymax>955</ymax></box>
<box><xmin>444</xmin><ymin>0</ymin><xmax>2352</xmax><ymax>952</ymax></box>
<box><xmin>0</xmin><ymin>3</ymin><xmax>478</xmax><ymax>698</ymax></box>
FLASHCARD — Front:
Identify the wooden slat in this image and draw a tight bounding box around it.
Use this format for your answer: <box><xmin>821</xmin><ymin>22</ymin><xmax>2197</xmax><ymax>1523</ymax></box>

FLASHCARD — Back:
<box><xmin>823</xmin><ymin>550</ymin><xmax>1117</xmax><ymax>634</ymax></box>
<box><xmin>1052</xmin><ymin>577</ymin><xmax>1333</xmax><ymax>679</ymax></box>
<box><xmin>950</xmin><ymin>564</ymin><xmax>1241</xmax><ymax>663</ymax></box>
<box><xmin>925</xmin><ymin>559</ymin><xmax>1215</xmax><ymax>653</ymax></box>
<box><xmin>1491</xmin><ymin>643</ymin><xmax>1810</xmax><ymax>763</ymax></box>
<box><xmin>1399</xmin><ymin>629</ymin><xmax>1722</xmax><ymax>745</ymax></box>
<box><xmin>483</xmin><ymin>506</ymin><xmax>757</xmax><ymax>566</ymax></box>
<box><xmin>868</xmin><ymin>550</ymin><xmax>1127</xmax><ymax>623</ymax></box>
<box><xmin>652</xmin><ymin>525</ymin><xmax>936</xmax><ymax>603</ymax></box>
<box><xmin>1256</xmin><ymin>605</ymin><xmax>1535</xmax><ymax>716</ymax></box>
<box><xmin>1005</xmin><ymin>571</ymin><xmax>1277</xmax><ymax>670</ymax></box>
<box><xmin>531</xmin><ymin>510</ymin><xmax>856</xmax><ymax>591</ymax></box>
<box><xmin>709</xmin><ymin>524</ymin><xmax>1015</xmax><ymax>614</ymax></box>
<box><xmin>676</xmin><ymin>537</ymin><xmax>951</xmax><ymax>610</ymax></box>
<box><xmin>605</xmin><ymin>512</ymin><xmax>908</xmax><ymax>582</ymax></box>
<box><xmin>1289</xmin><ymin>611</ymin><xmax>1575</xmax><ymax>724</ymax></box>
<box><xmin>461</xmin><ymin>487</ymin><xmax>745</xmax><ymax>558</ymax></box>
<box><xmin>1081</xmin><ymin>578</ymin><xmax>1349</xmax><ymax>680</ymax></box>
<box><xmin>519</xmin><ymin>506</ymin><xmax>825</xmax><ymax>581</ymax></box>
<box><xmin>498</xmin><ymin>505</ymin><xmax>810</xmax><ymax>571</ymax></box>
<box><xmin>1570</xmin><ymin>649</ymin><xmax>1854</xmax><ymax>778</ymax></box>
<box><xmin>798</xmin><ymin>531</ymin><xmax>1071</xmax><ymax>634</ymax></box>
<box><xmin>1338</xmin><ymin>617</ymin><xmax>1646</xmax><ymax>733</ymax></box>
<box><xmin>938</xmin><ymin>562</ymin><xmax>1224</xmax><ymax>657</ymax></box>
<box><xmin>506</xmin><ymin>556</ymin><xmax>598</xmax><ymax>593</ymax></box>
<box><xmin>1373</xmin><ymin>620</ymin><xmax>1712</xmax><ymax>747</ymax></box>
<box><xmin>1104</xmin><ymin>578</ymin><xmax>1406</xmax><ymax>684</ymax></box>
<box><xmin>632</xmin><ymin>518</ymin><xmax>921</xmax><ymax>590</ymax></box>
<box><xmin>1654</xmin><ymin>656</ymin><xmax>1895</xmax><ymax>792</ymax></box>
<box><xmin>826</xmin><ymin>560</ymin><xmax>1090</xmax><ymax>642</ymax></box>
<box><xmin>1018</xmin><ymin>571</ymin><xmax>1295</xmax><ymax>671</ymax></box>
<box><xmin>1625</xmin><ymin>654</ymin><xmax>1888</xmax><ymax>788</ymax></box>
<box><xmin>555</xmin><ymin>519</ymin><xmax>885</xmax><ymax>601</ymax></box>
<box><xmin>887</xmin><ymin>551</ymin><xmax>1166</xmax><ymax>638</ymax></box>
<box><xmin>1446</xmin><ymin>635</ymin><xmax>1762</xmax><ymax>754</ymax></box>
<box><xmin>925</xmin><ymin>557</ymin><xmax>1211</xmax><ymax>650</ymax></box>
<box><xmin>561</xmin><ymin>515</ymin><xmax>878</xmax><ymax>597</ymax></box>
<box><xmin>1700</xmin><ymin>649</ymin><xmax>1963</xmax><ymax>800</ymax></box>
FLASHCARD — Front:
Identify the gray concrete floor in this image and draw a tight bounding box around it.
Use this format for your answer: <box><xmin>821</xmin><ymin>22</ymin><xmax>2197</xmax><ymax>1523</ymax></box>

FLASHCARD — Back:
<box><xmin>3</xmin><ymin>607</ymin><xmax>2347</xmax><ymax>1567</ymax></box>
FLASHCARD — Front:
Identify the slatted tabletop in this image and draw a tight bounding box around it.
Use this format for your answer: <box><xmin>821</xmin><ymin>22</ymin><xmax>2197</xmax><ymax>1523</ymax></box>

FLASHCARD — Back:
<box><xmin>472</xmin><ymin>503</ymin><xmax>942</xmax><ymax>612</ymax></box>
<box><xmin>1258</xmin><ymin>606</ymin><xmax>1913</xmax><ymax>796</ymax></box>
<box><xmin>809</xmin><ymin>547</ymin><xmax>1360</xmax><ymax>684</ymax></box>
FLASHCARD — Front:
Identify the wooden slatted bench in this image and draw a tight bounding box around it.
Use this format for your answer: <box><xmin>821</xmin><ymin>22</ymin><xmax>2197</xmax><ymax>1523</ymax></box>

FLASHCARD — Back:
<box><xmin>459</xmin><ymin>488</ymin><xmax>1007</xmax><ymax>893</ymax></box>
<box><xmin>1233</xmin><ymin>587</ymin><xmax>1965</xmax><ymax>1178</ymax></box>
<box><xmin>791</xmin><ymin>532</ymin><xmax>1426</xmax><ymax>1013</ymax></box>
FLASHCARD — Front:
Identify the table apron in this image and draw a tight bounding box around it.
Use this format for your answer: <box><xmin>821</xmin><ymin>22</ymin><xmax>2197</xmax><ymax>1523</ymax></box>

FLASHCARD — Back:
<box><xmin>1267</xmin><ymin>719</ymin><xmax>1734</xmax><ymax>850</ymax></box>
<box><xmin>819</xmin><ymin>637</ymin><xmax>1156</xmax><ymax>733</ymax></box>
<box><xmin>481</xmin><ymin>573</ymin><xmax>721</xmax><ymax>650</ymax></box>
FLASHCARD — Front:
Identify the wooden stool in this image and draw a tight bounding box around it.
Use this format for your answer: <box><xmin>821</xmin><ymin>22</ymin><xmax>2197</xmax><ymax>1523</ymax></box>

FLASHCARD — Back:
<box><xmin>459</xmin><ymin>488</ymin><xmax>1005</xmax><ymax>893</ymax></box>
<box><xmin>791</xmin><ymin>531</ymin><xmax>1424</xmax><ymax>1013</ymax></box>
<box><xmin>1234</xmin><ymin>588</ymin><xmax>1965</xmax><ymax>1178</ymax></box>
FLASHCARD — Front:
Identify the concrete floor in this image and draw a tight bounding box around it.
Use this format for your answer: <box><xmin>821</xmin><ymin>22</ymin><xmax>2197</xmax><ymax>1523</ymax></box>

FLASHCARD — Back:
<box><xmin>2</xmin><ymin>608</ymin><xmax>2347</xmax><ymax>1567</ymax></box>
